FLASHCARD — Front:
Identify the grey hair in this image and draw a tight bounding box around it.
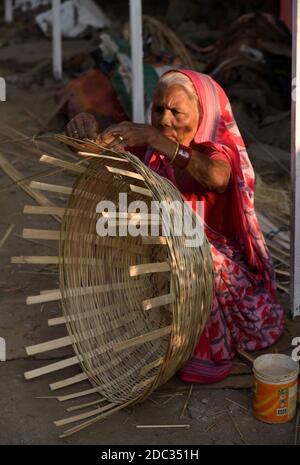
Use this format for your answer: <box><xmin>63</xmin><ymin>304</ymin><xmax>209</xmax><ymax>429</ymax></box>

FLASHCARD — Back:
<box><xmin>158</xmin><ymin>71</ymin><xmax>198</xmax><ymax>103</ymax></box>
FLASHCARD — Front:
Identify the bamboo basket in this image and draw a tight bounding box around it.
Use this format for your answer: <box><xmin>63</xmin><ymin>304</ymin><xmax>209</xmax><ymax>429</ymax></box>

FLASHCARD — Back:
<box><xmin>12</xmin><ymin>136</ymin><xmax>214</xmax><ymax>437</ymax></box>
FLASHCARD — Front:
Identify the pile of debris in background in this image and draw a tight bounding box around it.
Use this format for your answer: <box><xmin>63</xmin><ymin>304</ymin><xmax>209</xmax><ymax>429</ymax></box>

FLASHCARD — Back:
<box><xmin>0</xmin><ymin>0</ymin><xmax>291</xmax><ymax>292</ymax></box>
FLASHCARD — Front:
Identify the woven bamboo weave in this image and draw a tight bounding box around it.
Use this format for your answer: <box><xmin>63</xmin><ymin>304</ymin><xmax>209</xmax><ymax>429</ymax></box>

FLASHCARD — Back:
<box><xmin>59</xmin><ymin>145</ymin><xmax>214</xmax><ymax>406</ymax></box>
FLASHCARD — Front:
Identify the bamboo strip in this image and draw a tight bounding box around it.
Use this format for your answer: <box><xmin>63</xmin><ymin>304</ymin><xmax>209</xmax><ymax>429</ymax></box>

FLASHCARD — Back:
<box><xmin>24</xmin><ymin>205</ymin><xmax>65</xmax><ymax>216</ymax></box>
<box><xmin>66</xmin><ymin>398</ymin><xmax>106</xmax><ymax>412</ymax></box>
<box><xmin>129</xmin><ymin>262</ymin><xmax>170</xmax><ymax>276</ymax></box>
<box><xmin>78</xmin><ymin>151</ymin><xmax>128</xmax><ymax>162</ymax></box>
<box><xmin>50</xmin><ymin>372</ymin><xmax>88</xmax><ymax>391</ymax></box>
<box><xmin>54</xmin><ymin>403</ymin><xmax>115</xmax><ymax>427</ymax></box>
<box><xmin>23</xmin><ymin>228</ymin><xmax>61</xmax><ymax>241</ymax></box>
<box><xmin>24</xmin><ymin>356</ymin><xmax>80</xmax><ymax>380</ymax></box>
<box><xmin>25</xmin><ymin>336</ymin><xmax>72</xmax><ymax>355</ymax></box>
<box><xmin>136</xmin><ymin>424</ymin><xmax>190</xmax><ymax>429</ymax></box>
<box><xmin>59</xmin><ymin>401</ymin><xmax>133</xmax><ymax>438</ymax></box>
<box><xmin>29</xmin><ymin>181</ymin><xmax>72</xmax><ymax>195</ymax></box>
<box><xmin>48</xmin><ymin>316</ymin><xmax>66</xmax><ymax>326</ymax></box>
<box><xmin>142</xmin><ymin>293</ymin><xmax>175</xmax><ymax>311</ymax></box>
<box><xmin>11</xmin><ymin>256</ymin><xmax>61</xmax><ymax>265</ymax></box>
<box><xmin>105</xmin><ymin>165</ymin><xmax>144</xmax><ymax>181</ymax></box>
<box><xmin>27</xmin><ymin>281</ymin><xmax>143</xmax><ymax>305</ymax></box>
<box><xmin>113</xmin><ymin>326</ymin><xmax>172</xmax><ymax>353</ymax></box>
<box><xmin>129</xmin><ymin>184</ymin><xmax>153</xmax><ymax>197</ymax></box>
<box><xmin>102</xmin><ymin>211</ymin><xmax>160</xmax><ymax>221</ymax></box>
<box><xmin>131</xmin><ymin>376</ymin><xmax>156</xmax><ymax>393</ymax></box>
<box><xmin>22</xmin><ymin>228</ymin><xmax>149</xmax><ymax>257</ymax></box>
<box><xmin>0</xmin><ymin>151</ymin><xmax>61</xmax><ymax>223</ymax></box>
<box><xmin>140</xmin><ymin>357</ymin><xmax>164</xmax><ymax>376</ymax></box>
<box><xmin>12</xmin><ymin>256</ymin><xmax>115</xmax><ymax>265</ymax></box>
<box><xmin>40</xmin><ymin>154</ymin><xmax>85</xmax><ymax>173</ymax></box>
<box><xmin>57</xmin><ymin>388</ymin><xmax>98</xmax><ymax>402</ymax></box>
<box><xmin>0</xmin><ymin>224</ymin><xmax>15</xmax><ymax>248</ymax></box>
<box><xmin>141</xmin><ymin>236</ymin><xmax>167</xmax><ymax>245</ymax></box>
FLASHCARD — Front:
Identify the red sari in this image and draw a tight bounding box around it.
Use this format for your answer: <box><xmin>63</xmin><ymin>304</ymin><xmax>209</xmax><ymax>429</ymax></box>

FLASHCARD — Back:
<box><xmin>133</xmin><ymin>70</ymin><xmax>285</xmax><ymax>383</ymax></box>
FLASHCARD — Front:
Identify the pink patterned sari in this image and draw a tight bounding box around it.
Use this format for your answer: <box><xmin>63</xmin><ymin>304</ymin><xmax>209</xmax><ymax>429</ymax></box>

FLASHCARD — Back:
<box><xmin>144</xmin><ymin>70</ymin><xmax>285</xmax><ymax>383</ymax></box>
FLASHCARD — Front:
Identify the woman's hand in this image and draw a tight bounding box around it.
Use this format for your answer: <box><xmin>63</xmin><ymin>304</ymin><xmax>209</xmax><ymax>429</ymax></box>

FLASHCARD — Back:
<box><xmin>65</xmin><ymin>113</ymin><xmax>99</xmax><ymax>140</ymax></box>
<box><xmin>98</xmin><ymin>122</ymin><xmax>162</xmax><ymax>149</ymax></box>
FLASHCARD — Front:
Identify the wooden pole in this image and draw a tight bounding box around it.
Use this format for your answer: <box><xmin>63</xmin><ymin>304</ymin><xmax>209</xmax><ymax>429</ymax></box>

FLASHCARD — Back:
<box><xmin>129</xmin><ymin>0</ymin><xmax>145</xmax><ymax>122</ymax></box>
<box><xmin>52</xmin><ymin>0</ymin><xmax>63</xmax><ymax>80</ymax></box>
<box><xmin>4</xmin><ymin>0</ymin><xmax>13</xmax><ymax>23</ymax></box>
<box><xmin>291</xmin><ymin>0</ymin><xmax>300</xmax><ymax>317</ymax></box>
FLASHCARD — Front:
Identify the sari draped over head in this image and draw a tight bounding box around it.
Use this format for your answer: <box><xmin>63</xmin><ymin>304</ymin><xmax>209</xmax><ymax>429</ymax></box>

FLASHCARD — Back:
<box><xmin>144</xmin><ymin>70</ymin><xmax>284</xmax><ymax>383</ymax></box>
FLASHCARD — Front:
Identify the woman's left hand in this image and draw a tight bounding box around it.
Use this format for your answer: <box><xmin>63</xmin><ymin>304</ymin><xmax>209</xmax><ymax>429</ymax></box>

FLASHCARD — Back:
<box><xmin>97</xmin><ymin>122</ymin><xmax>161</xmax><ymax>150</ymax></box>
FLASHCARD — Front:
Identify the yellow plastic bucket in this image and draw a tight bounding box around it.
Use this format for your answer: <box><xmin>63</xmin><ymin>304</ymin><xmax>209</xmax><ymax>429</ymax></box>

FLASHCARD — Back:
<box><xmin>253</xmin><ymin>354</ymin><xmax>299</xmax><ymax>424</ymax></box>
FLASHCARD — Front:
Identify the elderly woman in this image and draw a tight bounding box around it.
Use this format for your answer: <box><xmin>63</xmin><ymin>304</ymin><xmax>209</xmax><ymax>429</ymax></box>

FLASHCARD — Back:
<box><xmin>66</xmin><ymin>70</ymin><xmax>284</xmax><ymax>383</ymax></box>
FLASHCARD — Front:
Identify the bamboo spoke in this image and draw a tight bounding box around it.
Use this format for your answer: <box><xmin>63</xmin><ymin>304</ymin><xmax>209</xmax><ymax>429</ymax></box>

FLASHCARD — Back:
<box><xmin>129</xmin><ymin>262</ymin><xmax>170</xmax><ymax>276</ymax></box>
<box><xmin>113</xmin><ymin>326</ymin><xmax>172</xmax><ymax>353</ymax></box>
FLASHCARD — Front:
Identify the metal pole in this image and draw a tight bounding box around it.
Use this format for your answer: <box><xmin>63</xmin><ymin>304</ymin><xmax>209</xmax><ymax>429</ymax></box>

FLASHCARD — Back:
<box><xmin>52</xmin><ymin>0</ymin><xmax>63</xmax><ymax>80</ymax></box>
<box><xmin>129</xmin><ymin>0</ymin><xmax>145</xmax><ymax>123</ymax></box>
<box><xmin>291</xmin><ymin>0</ymin><xmax>300</xmax><ymax>317</ymax></box>
<box><xmin>4</xmin><ymin>0</ymin><xmax>13</xmax><ymax>23</ymax></box>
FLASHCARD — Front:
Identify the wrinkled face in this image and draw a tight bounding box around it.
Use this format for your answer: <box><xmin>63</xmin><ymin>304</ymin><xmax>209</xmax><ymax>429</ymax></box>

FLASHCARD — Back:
<box><xmin>152</xmin><ymin>84</ymin><xmax>202</xmax><ymax>146</ymax></box>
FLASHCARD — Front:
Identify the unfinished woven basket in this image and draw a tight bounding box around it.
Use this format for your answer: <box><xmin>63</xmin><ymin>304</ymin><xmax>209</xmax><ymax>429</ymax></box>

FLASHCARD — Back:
<box><xmin>14</xmin><ymin>137</ymin><xmax>214</xmax><ymax>437</ymax></box>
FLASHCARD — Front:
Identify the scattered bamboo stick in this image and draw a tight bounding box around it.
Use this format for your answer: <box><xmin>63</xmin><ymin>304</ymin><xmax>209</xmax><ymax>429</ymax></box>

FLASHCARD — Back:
<box><xmin>179</xmin><ymin>384</ymin><xmax>193</xmax><ymax>420</ymax></box>
<box><xmin>0</xmin><ymin>152</ymin><xmax>61</xmax><ymax>223</ymax></box>
<box><xmin>0</xmin><ymin>224</ymin><xmax>14</xmax><ymax>248</ymax></box>
<box><xmin>136</xmin><ymin>424</ymin><xmax>190</xmax><ymax>429</ymax></box>
<box><xmin>227</xmin><ymin>408</ymin><xmax>247</xmax><ymax>445</ymax></box>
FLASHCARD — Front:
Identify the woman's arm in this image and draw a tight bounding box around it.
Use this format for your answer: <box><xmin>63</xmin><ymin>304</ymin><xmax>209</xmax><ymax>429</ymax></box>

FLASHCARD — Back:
<box><xmin>101</xmin><ymin>122</ymin><xmax>231</xmax><ymax>194</ymax></box>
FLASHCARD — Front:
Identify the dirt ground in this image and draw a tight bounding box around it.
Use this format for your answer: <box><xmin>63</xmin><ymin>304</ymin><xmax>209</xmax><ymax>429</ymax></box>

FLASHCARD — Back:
<box><xmin>0</xmin><ymin>37</ymin><xmax>299</xmax><ymax>445</ymax></box>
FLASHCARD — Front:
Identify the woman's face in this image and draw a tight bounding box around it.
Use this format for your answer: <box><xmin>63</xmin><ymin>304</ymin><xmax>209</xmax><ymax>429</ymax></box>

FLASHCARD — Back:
<box><xmin>152</xmin><ymin>84</ymin><xmax>201</xmax><ymax>146</ymax></box>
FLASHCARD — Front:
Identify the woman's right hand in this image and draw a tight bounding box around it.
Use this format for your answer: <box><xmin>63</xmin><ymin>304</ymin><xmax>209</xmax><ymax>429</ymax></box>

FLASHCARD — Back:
<box><xmin>65</xmin><ymin>112</ymin><xmax>99</xmax><ymax>140</ymax></box>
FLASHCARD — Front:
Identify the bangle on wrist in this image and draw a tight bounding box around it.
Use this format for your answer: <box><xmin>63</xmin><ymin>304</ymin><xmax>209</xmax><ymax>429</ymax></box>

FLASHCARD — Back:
<box><xmin>171</xmin><ymin>144</ymin><xmax>193</xmax><ymax>169</ymax></box>
<box><xmin>169</xmin><ymin>142</ymin><xmax>180</xmax><ymax>164</ymax></box>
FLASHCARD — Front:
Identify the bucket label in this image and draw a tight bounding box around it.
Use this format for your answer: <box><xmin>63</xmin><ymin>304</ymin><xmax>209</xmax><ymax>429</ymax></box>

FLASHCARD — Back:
<box><xmin>253</xmin><ymin>379</ymin><xmax>298</xmax><ymax>423</ymax></box>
